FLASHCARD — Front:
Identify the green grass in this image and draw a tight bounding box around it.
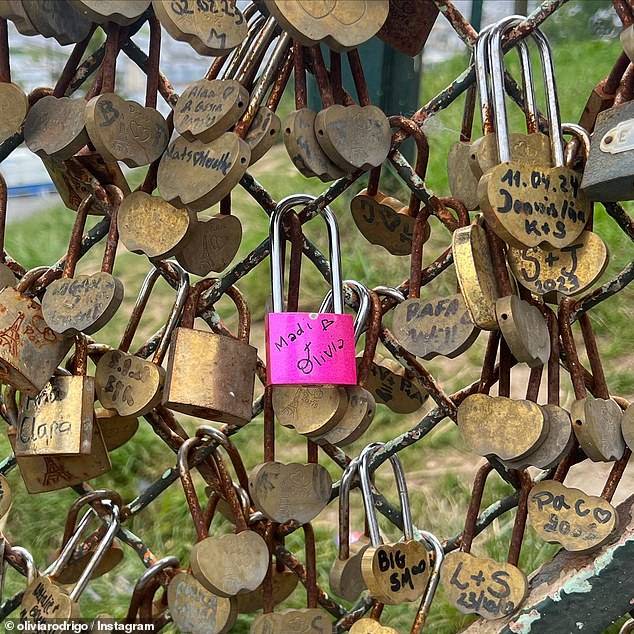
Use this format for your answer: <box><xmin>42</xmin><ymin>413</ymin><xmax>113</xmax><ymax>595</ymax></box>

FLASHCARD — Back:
<box><xmin>1</xmin><ymin>36</ymin><xmax>632</xmax><ymax>633</ymax></box>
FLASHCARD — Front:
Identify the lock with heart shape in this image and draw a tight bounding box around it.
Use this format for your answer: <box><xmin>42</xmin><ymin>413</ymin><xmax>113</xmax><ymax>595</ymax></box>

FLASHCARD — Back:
<box><xmin>393</xmin><ymin>197</ymin><xmax>480</xmax><ymax>360</ymax></box>
<box><xmin>441</xmin><ymin>463</ymin><xmax>530</xmax><ymax>620</ymax></box>
<box><xmin>559</xmin><ymin>298</ymin><xmax>625</xmax><ymax>462</ymax></box>
<box><xmin>0</xmin><ymin>266</ymin><xmax>73</xmax><ymax>397</ymax></box>
<box><xmin>95</xmin><ymin>262</ymin><xmax>189</xmax><ymax>417</ymax></box>
<box><xmin>477</xmin><ymin>21</ymin><xmax>590</xmax><ymax>249</ymax></box>
<box><xmin>42</xmin><ymin>189</ymin><xmax>124</xmax><ymax>336</ymax></box>
<box><xmin>351</xmin><ymin>117</ymin><xmax>430</xmax><ymax>256</ymax></box>
<box><xmin>283</xmin><ymin>43</ymin><xmax>346</xmax><ymax>182</ymax></box>
<box><xmin>359</xmin><ymin>443</ymin><xmax>435</xmax><ymax>605</ymax></box>
<box><xmin>179</xmin><ymin>429</ymin><xmax>269</xmax><ymax>598</ymax></box>
<box><xmin>249</xmin><ymin>386</ymin><xmax>333</xmax><ymax>526</ymax></box>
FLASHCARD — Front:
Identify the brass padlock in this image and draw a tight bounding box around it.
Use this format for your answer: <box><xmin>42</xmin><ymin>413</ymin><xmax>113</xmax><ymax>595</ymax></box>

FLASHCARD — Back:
<box><xmin>359</xmin><ymin>442</ymin><xmax>436</xmax><ymax>605</ymax></box>
<box><xmin>478</xmin><ymin>21</ymin><xmax>590</xmax><ymax>249</ymax></box>
<box><xmin>15</xmin><ymin>334</ymin><xmax>95</xmax><ymax>457</ymax></box>
<box><xmin>0</xmin><ymin>266</ymin><xmax>72</xmax><ymax>396</ymax></box>
<box><xmin>441</xmin><ymin>463</ymin><xmax>530</xmax><ymax>620</ymax></box>
<box><xmin>20</xmin><ymin>492</ymin><xmax>120</xmax><ymax>623</ymax></box>
<box><xmin>163</xmin><ymin>278</ymin><xmax>257</xmax><ymax>426</ymax></box>
<box><xmin>95</xmin><ymin>262</ymin><xmax>189</xmax><ymax>418</ymax></box>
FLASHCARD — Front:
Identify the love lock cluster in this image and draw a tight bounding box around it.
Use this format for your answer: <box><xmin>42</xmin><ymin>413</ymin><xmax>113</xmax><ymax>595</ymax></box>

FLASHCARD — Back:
<box><xmin>0</xmin><ymin>2</ymin><xmax>631</xmax><ymax>634</ymax></box>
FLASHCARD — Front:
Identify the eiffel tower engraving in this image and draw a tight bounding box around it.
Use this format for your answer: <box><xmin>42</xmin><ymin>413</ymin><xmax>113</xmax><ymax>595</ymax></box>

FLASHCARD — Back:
<box><xmin>42</xmin><ymin>457</ymin><xmax>74</xmax><ymax>487</ymax></box>
<box><xmin>0</xmin><ymin>313</ymin><xmax>24</xmax><ymax>358</ymax></box>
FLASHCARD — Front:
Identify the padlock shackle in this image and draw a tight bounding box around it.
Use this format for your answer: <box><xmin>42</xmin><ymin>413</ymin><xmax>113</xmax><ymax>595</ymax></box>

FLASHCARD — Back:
<box><xmin>233</xmin><ymin>16</ymin><xmax>276</xmax><ymax>89</ymax></box>
<box><xmin>60</xmin><ymin>489</ymin><xmax>123</xmax><ymax>550</ymax></box>
<box><xmin>475</xmin><ymin>24</ymin><xmax>496</xmax><ymax>135</ymax></box>
<box><xmin>545</xmin><ymin>308</ymin><xmax>560</xmax><ymax>406</ymax></box>
<box><xmin>293</xmin><ymin>42</ymin><xmax>307</xmax><ymax>110</ymax></box>
<box><xmin>177</xmin><ymin>436</ymin><xmax>210</xmax><ymax>541</ymax></box>
<box><xmin>484</xmin><ymin>17</ymin><xmax>538</xmax><ymax>138</ymax></box>
<box><xmin>337</xmin><ymin>457</ymin><xmax>359</xmax><ymax>561</ymax></box>
<box><xmin>410</xmin><ymin>531</ymin><xmax>444</xmax><ymax>633</ymax></box>
<box><xmin>118</xmin><ymin>261</ymin><xmax>189</xmax><ymax>363</ymax></box>
<box><xmin>562</xmin><ymin>122</ymin><xmax>590</xmax><ymax>167</ymax></box>
<box><xmin>319</xmin><ymin>280</ymin><xmax>371</xmax><ymax>344</ymax></box>
<box><xmin>359</xmin><ymin>442</ymin><xmax>414</xmax><ymax>547</ymax></box>
<box><xmin>235</xmin><ymin>31</ymin><xmax>291</xmax><ymax>138</ymax></box>
<box><xmin>558</xmin><ymin>297</ymin><xmax>587</xmax><ymax>400</ymax></box>
<box><xmin>221</xmin><ymin>15</ymin><xmax>266</xmax><ymax>82</ymax></box>
<box><xmin>303</xmin><ymin>523</ymin><xmax>319</xmax><ymax>609</ymax></box>
<box><xmin>195</xmin><ymin>426</ymin><xmax>250</xmax><ymax>532</ymax></box>
<box><xmin>195</xmin><ymin>425</ymin><xmax>249</xmax><ymax>492</ymax></box>
<box><xmin>101</xmin><ymin>185</ymin><xmax>122</xmax><ymax>274</ymax></box>
<box><xmin>373</xmin><ymin>286</ymin><xmax>406</xmax><ymax>304</ymax></box>
<box><xmin>62</xmin><ymin>193</ymin><xmax>93</xmax><ymax>280</ymax></box>
<box><xmin>51</xmin><ymin>491</ymin><xmax>120</xmax><ymax>601</ymax></box>
<box><xmin>270</xmin><ymin>194</ymin><xmax>344</xmax><ymax>314</ymax></box>
<box><xmin>15</xmin><ymin>266</ymin><xmax>49</xmax><ymax>295</ymax></box>
<box><xmin>459</xmin><ymin>462</ymin><xmax>494</xmax><ymax>554</ymax></box>
<box><xmin>358</xmin><ymin>290</ymin><xmax>383</xmax><ymax>388</ymax></box>
<box><xmin>72</xmin><ymin>333</ymin><xmax>88</xmax><ymax>378</ymax></box>
<box><xmin>70</xmin><ymin>504</ymin><xmax>120</xmax><ymax>601</ymax></box>
<box><xmin>125</xmin><ymin>555</ymin><xmax>180</xmax><ymax>624</ymax></box>
<box><xmin>489</xmin><ymin>19</ymin><xmax>564</xmax><ymax>166</ymax></box>
<box><xmin>181</xmin><ymin>278</ymin><xmax>251</xmax><ymax>343</ymax></box>
<box><xmin>12</xmin><ymin>546</ymin><xmax>38</xmax><ymax>586</ymax></box>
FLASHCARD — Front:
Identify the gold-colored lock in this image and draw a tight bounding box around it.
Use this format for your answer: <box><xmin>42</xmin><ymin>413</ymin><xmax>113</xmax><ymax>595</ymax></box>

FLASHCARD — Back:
<box><xmin>95</xmin><ymin>262</ymin><xmax>189</xmax><ymax>418</ymax></box>
<box><xmin>15</xmin><ymin>334</ymin><xmax>95</xmax><ymax>457</ymax></box>
<box><xmin>5</xmin><ymin>386</ymin><xmax>111</xmax><ymax>494</ymax></box>
<box><xmin>358</xmin><ymin>443</ymin><xmax>435</xmax><ymax>606</ymax></box>
<box><xmin>20</xmin><ymin>492</ymin><xmax>121</xmax><ymax>623</ymax></box>
<box><xmin>163</xmin><ymin>278</ymin><xmax>257</xmax><ymax>426</ymax></box>
<box><xmin>0</xmin><ymin>266</ymin><xmax>72</xmax><ymax>396</ymax></box>
<box><xmin>179</xmin><ymin>431</ymin><xmax>269</xmax><ymax>598</ymax></box>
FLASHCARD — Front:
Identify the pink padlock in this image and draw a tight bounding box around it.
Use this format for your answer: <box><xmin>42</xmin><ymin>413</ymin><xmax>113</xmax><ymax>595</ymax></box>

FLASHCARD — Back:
<box><xmin>266</xmin><ymin>194</ymin><xmax>357</xmax><ymax>386</ymax></box>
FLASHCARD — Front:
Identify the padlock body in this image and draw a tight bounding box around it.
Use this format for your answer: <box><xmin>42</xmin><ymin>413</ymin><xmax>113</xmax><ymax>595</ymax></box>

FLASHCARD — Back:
<box><xmin>8</xmin><ymin>426</ymin><xmax>110</xmax><ymax>493</ymax></box>
<box><xmin>0</xmin><ymin>287</ymin><xmax>72</xmax><ymax>395</ymax></box>
<box><xmin>582</xmin><ymin>101</ymin><xmax>634</xmax><ymax>201</ymax></box>
<box><xmin>265</xmin><ymin>312</ymin><xmax>356</xmax><ymax>385</ymax></box>
<box><xmin>164</xmin><ymin>328</ymin><xmax>257</xmax><ymax>425</ymax></box>
<box><xmin>15</xmin><ymin>375</ymin><xmax>95</xmax><ymax>456</ymax></box>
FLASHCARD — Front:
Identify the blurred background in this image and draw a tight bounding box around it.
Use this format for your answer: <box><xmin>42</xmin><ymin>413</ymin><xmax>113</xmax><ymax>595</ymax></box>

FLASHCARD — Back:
<box><xmin>2</xmin><ymin>1</ymin><xmax>633</xmax><ymax>632</ymax></box>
